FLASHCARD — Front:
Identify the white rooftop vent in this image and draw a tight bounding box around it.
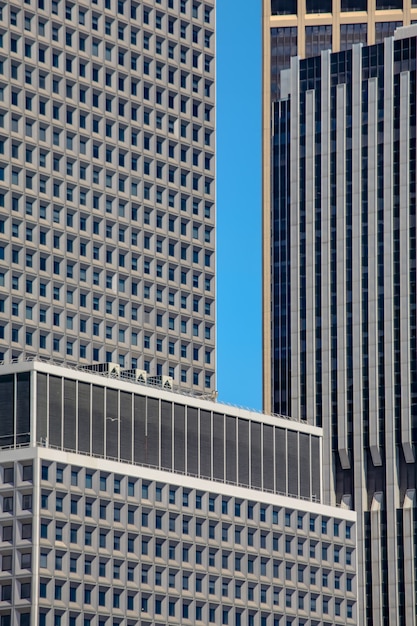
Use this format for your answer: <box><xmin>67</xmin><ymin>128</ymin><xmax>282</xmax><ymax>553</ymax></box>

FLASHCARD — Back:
<box><xmin>120</xmin><ymin>369</ymin><xmax>147</xmax><ymax>383</ymax></box>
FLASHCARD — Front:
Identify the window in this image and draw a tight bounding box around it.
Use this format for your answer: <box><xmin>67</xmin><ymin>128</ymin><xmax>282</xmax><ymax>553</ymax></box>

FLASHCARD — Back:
<box><xmin>3</xmin><ymin>497</ymin><xmax>13</xmax><ymax>513</ymax></box>
<box><xmin>23</xmin><ymin>465</ymin><xmax>33</xmax><ymax>481</ymax></box>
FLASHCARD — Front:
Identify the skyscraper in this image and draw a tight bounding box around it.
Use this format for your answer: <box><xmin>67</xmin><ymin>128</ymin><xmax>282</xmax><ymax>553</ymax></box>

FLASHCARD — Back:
<box><xmin>262</xmin><ymin>0</ymin><xmax>417</xmax><ymax>415</ymax></box>
<box><xmin>267</xmin><ymin>21</ymin><xmax>417</xmax><ymax>626</ymax></box>
<box><xmin>0</xmin><ymin>359</ymin><xmax>358</xmax><ymax>626</ymax></box>
<box><xmin>0</xmin><ymin>0</ymin><xmax>215</xmax><ymax>393</ymax></box>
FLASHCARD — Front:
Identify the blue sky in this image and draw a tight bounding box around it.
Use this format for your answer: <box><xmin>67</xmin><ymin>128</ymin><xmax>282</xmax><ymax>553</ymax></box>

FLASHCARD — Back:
<box><xmin>215</xmin><ymin>2</ymin><xmax>262</xmax><ymax>410</ymax></box>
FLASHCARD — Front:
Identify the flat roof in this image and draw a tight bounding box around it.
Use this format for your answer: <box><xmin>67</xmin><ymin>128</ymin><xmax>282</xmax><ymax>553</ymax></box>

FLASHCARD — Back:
<box><xmin>0</xmin><ymin>359</ymin><xmax>322</xmax><ymax>437</ymax></box>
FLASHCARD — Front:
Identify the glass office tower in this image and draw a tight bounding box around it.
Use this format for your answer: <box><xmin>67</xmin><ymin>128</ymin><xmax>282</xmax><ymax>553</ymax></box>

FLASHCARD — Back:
<box><xmin>0</xmin><ymin>0</ymin><xmax>216</xmax><ymax>394</ymax></box>
<box><xmin>263</xmin><ymin>0</ymin><xmax>417</xmax><ymax>415</ymax></box>
<box><xmin>269</xmin><ymin>23</ymin><xmax>417</xmax><ymax>626</ymax></box>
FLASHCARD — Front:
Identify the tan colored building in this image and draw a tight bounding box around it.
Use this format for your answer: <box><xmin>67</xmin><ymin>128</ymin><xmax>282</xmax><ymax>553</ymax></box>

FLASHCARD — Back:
<box><xmin>263</xmin><ymin>0</ymin><xmax>417</xmax><ymax>415</ymax></box>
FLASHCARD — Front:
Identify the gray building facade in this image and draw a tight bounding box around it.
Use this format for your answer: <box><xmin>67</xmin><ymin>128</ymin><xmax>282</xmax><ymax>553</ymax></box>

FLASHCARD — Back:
<box><xmin>272</xmin><ymin>26</ymin><xmax>417</xmax><ymax>625</ymax></box>
<box><xmin>0</xmin><ymin>0</ymin><xmax>215</xmax><ymax>393</ymax></box>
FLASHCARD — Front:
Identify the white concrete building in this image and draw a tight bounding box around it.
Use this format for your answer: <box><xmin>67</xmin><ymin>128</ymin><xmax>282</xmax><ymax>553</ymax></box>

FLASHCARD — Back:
<box><xmin>0</xmin><ymin>360</ymin><xmax>357</xmax><ymax>626</ymax></box>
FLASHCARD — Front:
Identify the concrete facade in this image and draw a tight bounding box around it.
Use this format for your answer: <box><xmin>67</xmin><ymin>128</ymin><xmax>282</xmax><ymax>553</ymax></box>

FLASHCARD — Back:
<box><xmin>0</xmin><ymin>360</ymin><xmax>358</xmax><ymax>626</ymax></box>
<box><xmin>0</xmin><ymin>0</ymin><xmax>216</xmax><ymax>393</ymax></box>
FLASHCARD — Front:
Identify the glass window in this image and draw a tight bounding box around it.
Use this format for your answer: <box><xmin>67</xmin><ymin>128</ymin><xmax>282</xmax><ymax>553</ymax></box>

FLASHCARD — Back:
<box><xmin>376</xmin><ymin>0</ymin><xmax>401</xmax><ymax>7</ymax></box>
<box><xmin>341</xmin><ymin>0</ymin><xmax>367</xmax><ymax>11</ymax></box>
<box><xmin>375</xmin><ymin>21</ymin><xmax>402</xmax><ymax>43</ymax></box>
<box><xmin>305</xmin><ymin>25</ymin><xmax>332</xmax><ymax>58</ymax></box>
<box><xmin>306</xmin><ymin>0</ymin><xmax>332</xmax><ymax>12</ymax></box>
<box><xmin>340</xmin><ymin>23</ymin><xmax>367</xmax><ymax>51</ymax></box>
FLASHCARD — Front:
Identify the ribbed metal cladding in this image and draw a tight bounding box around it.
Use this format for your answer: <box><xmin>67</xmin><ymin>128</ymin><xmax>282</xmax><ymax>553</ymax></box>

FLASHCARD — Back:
<box><xmin>48</xmin><ymin>375</ymin><xmax>62</xmax><ymax>448</ymax></box>
<box><xmin>77</xmin><ymin>381</ymin><xmax>90</xmax><ymax>454</ymax></box>
<box><xmin>275</xmin><ymin>426</ymin><xmax>287</xmax><ymax>494</ymax></box>
<box><xmin>160</xmin><ymin>400</ymin><xmax>172</xmax><ymax>470</ymax></box>
<box><xmin>133</xmin><ymin>395</ymin><xmax>146</xmax><ymax>465</ymax></box>
<box><xmin>187</xmin><ymin>407</ymin><xmax>199</xmax><ymax>475</ymax></box>
<box><xmin>273</xmin><ymin>32</ymin><xmax>417</xmax><ymax>624</ymax></box>
<box><xmin>212</xmin><ymin>412</ymin><xmax>224</xmax><ymax>481</ymax></box>
<box><xmin>199</xmin><ymin>410</ymin><xmax>212</xmax><ymax>479</ymax></box>
<box><xmin>311</xmin><ymin>435</ymin><xmax>321</xmax><ymax>501</ymax></box>
<box><xmin>16</xmin><ymin>372</ymin><xmax>30</xmax><ymax>444</ymax></box>
<box><xmin>238</xmin><ymin>418</ymin><xmax>250</xmax><ymax>486</ymax></box>
<box><xmin>263</xmin><ymin>424</ymin><xmax>274</xmax><ymax>491</ymax></box>
<box><xmin>225</xmin><ymin>415</ymin><xmax>237</xmax><ymax>483</ymax></box>
<box><xmin>92</xmin><ymin>385</ymin><xmax>105</xmax><ymax>458</ymax></box>
<box><xmin>173</xmin><ymin>403</ymin><xmax>186</xmax><ymax>473</ymax></box>
<box><xmin>287</xmin><ymin>429</ymin><xmax>298</xmax><ymax>497</ymax></box>
<box><xmin>120</xmin><ymin>391</ymin><xmax>133</xmax><ymax>464</ymax></box>
<box><xmin>250</xmin><ymin>422</ymin><xmax>262</xmax><ymax>489</ymax></box>
<box><xmin>146</xmin><ymin>397</ymin><xmax>160</xmax><ymax>468</ymax></box>
<box><xmin>299</xmin><ymin>433</ymin><xmax>310</xmax><ymax>499</ymax></box>
<box><xmin>106</xmin><ymin>388</ymin><xmax>119</xmax><ymax>460</ymax></box>
<box><xmin>14</xmin><ymin>371</ymin><xmax>322</xmax><ymax>503</ymax></box>
<box><xmin>36</xmin><ymin>372</ymin><xmax>48</xmax><ymax>443</ymax></box>
<box><xmin>0</xmin><ymin>374</ymin><xmax>13</xmax><ymax>446</ymax></box>
<box><xmin>64</xmin><ymin>379</ymin><xmax>76</xmax><ymax>452</ymax></box>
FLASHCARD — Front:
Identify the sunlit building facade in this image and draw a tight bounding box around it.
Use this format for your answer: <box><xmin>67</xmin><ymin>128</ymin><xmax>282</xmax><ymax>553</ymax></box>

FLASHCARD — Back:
<box><xmin>0</xmin><ymin>0</ymin><xmax>216</xmax><ymax>393</ymax></box>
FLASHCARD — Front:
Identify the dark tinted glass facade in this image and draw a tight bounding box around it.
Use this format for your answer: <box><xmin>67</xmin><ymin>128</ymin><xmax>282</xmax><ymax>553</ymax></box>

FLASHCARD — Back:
<box><xmin>272</xmin><ymin>33</ymin><xmax>417</xmax><ymax>625</ymax></box>
<box><xmin>272</xmin><ymin>98</ymin><xmax>291</xmax><ymax>415</ymax></box>
<box><xmin>270</xmin><ymin>27</ymin><xmax>298</xmax><ymax>101</ymax></box>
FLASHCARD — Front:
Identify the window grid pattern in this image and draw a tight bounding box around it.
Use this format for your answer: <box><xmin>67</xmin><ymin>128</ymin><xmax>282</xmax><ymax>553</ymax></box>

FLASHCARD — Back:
<box><xmin>0</xmin><ymin>0</ymin><xmax>215</xmax><ymax>392</ymax></box>
<box><xmin>0</xmin><ymin>458</ymin><xmax>357</xmax><ymax>625</ymax></box>
<box><xmin>0</xmin><ymin>460</ymin><xmax>33</xmax><ymax>626</ymax></box>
